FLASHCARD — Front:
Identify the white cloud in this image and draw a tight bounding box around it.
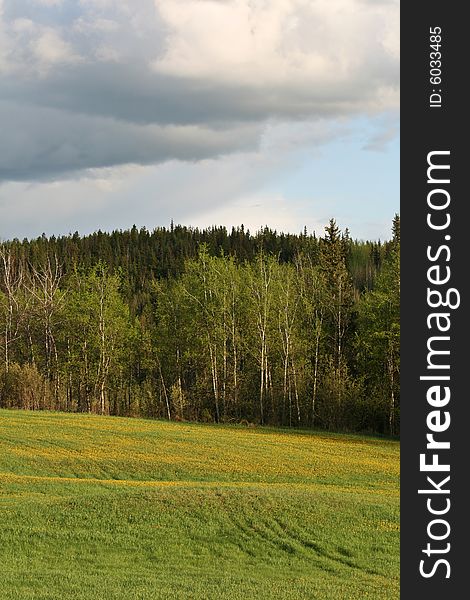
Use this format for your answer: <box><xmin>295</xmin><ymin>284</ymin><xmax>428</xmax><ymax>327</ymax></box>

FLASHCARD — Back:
<box><xmin>11</xmin><ymin>18</ymin><xmax>35</xmax><ymax>34</ymax></box>
<box><xmin>0</xmin><ymin>0</ymin><xmax>398</xmax><ymax>239</ymax></box>
<box><xmin>0</xmin><ymin>111</ymin><xmax>397</xmax><ymax>241</ymax></box>
<box><xmin>32</xmin><ymin>29</ymin><xmax>79</xmax><ymax>65</ymax></box>
<box><xmin>0</xmin><ymin>118</ymin><xmax>359</xmax><ymax>239</ymax></box>
<box><xmin>0</xmin><ymin>0</ymin><xmax>10</xmax><ymax>73</ymax></box>
<box><xmin>186</xmin><ymin>191</ymin><xmax>325</xmax><ymax>236</ymax></box>
<box><xmin>32</xmin><ymin>0</ymin><xmax>64</xmax><ymax>6</ymax></box>
<box><xmin>153</xmin><ymin>0</ymin><xmax>399</xmax><ymax>100</ymax></box>
<box><xmin>0</xmin><ymin>0</ymin><xmax>398</xmax><ymax>180</ymax></box>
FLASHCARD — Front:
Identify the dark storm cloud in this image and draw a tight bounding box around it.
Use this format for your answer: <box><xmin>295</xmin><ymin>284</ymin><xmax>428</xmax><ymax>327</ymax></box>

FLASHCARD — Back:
<box><xmin>0</xmin><ymin>0</ymin><xmax>399</xmax><ymax>182</ymax></box>
<box><xmin>0</xmin><ymin>100</ymin><xmax>262</xmax><ymax>181</ymax></box>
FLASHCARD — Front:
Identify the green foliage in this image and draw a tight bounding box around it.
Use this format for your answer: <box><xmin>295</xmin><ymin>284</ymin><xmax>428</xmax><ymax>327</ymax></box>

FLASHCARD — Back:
<box><xmin>356</xmin><ymin>236</ymin><xmax>400</xmax><ymax>434</ymax></box>
<box><xmin>59</xmin><ymin>265</ymin><xmax>136</xmax><ymax>413</ymax></box>
<box><xmin>0</xmin><ymin>363</ymin><xmax>50</xmax><ymax>409</ymax></box>
<box><xmin>0</xmin><ymin>218</ymin><xmax>400</xmax><ymax>434</ymax></box>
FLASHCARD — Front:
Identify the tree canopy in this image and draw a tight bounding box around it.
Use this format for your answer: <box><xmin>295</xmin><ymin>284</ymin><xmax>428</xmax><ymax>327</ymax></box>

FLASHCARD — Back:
<box><xmin>0</xmin><ymin>218</ymin><xmax>400</xmax><ymax>435</ymax></box>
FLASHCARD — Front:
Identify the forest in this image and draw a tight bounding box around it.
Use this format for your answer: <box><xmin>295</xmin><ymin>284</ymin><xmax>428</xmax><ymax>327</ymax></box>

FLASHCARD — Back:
<box><xmin>0</xmin><ymin>217</ymin><xmax>400</xmax><ymax>435</ymax></box>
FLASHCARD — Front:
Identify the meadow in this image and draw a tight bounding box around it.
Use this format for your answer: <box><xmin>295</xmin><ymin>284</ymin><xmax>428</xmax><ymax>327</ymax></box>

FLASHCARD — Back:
<box><xmin>0</xmin><ymin>410</ymin><xmax>399</xmax><ymax>599</ymax></box>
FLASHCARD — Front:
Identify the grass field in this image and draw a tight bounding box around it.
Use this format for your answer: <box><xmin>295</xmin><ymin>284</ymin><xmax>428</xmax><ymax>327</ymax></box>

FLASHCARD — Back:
<box><xmin>0</xmin><ymin>410</ymin><xmax>399</xmax><ymax>599</ymax></box>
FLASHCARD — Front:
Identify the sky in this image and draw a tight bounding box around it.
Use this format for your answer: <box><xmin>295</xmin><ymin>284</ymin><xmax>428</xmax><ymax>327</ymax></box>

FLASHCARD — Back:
<box><xmin>0</xmin><ymin>0</ymin><xmax>399</xmax><ymax>241</ymax></box>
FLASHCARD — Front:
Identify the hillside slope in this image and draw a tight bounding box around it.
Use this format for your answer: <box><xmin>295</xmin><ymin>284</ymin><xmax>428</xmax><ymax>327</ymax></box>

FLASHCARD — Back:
<box><xmin>0</xmin><ymin>410</ymin><xmax>399</xmax><ymax>599</ymax></box>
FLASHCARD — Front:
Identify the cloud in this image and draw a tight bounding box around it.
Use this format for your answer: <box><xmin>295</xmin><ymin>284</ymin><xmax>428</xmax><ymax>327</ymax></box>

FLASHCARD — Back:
<box><xmin>0</xmin><ymin>120</ymin><xmax>335</xmax><ymax>237</ymax></box>
<box><xmin>0</xmin><ymin>100</ymin><xmax>263</xmax><ymax>181</ymax></box>
<box><xmin>153</xmin><ymin>0</ymin><xmax>399</xmax><ymax>87</ymax></box>
<box><xmin>352</xmin><ymin>109</ymin><xmax>399</xmax><ymax>153</ymax></box>
<box><xmin>31</xmin><ymin>28</ymin><xmax>79</xmax><ymax>65</ymax></box>
<box><xmin>362</xmin><ymin>121</ymin><xmax>399</xmax><ymax>152</ymax></box>
<box><xmin>32</xmin><ymin>0</ymin><xmax>64</xmax><ymax>7</ymax></box>
<box><xmin>0</xmin><ymin>0</ymin><xmax>399</xmax><ymax>182</ymax></box>
<box><xmin>0</xmin><ymin>156</ymin><xmax>276</xmax><ymax>239</ymax></box>
<box><xmin>0</xmin><ymin>1</ymin><xmax>10</xmax><ymax>73</ymax></box>
<box><xmin>0</xmin><ymin>114</ymin><xmax>398</xmax><ymax>242</ymax></box>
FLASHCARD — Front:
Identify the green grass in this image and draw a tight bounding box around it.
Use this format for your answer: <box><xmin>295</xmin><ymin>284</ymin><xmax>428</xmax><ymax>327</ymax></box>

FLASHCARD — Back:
<box><xmin>0</xmin><ymin>410</ymin><xmax>399</xmax><ymax>599</ymax></box>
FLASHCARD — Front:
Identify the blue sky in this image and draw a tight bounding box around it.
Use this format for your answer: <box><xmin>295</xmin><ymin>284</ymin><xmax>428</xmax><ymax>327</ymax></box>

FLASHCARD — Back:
<box><xmin>269</xmin><ymin>117</ymin><xmax>400</xmax><ymax>240</ymax></box>
<box><xmin>0</xmin><ymin>0</ymin><xmax>399</xmax><ymax>241</ymax></box>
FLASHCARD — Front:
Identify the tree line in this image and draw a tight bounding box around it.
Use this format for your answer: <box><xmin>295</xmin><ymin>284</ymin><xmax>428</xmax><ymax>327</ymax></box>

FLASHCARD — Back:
<box><xmin>0</xmin><ymin>218</ymin><xmax>400</xmax><ymax>434</ymax></box>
